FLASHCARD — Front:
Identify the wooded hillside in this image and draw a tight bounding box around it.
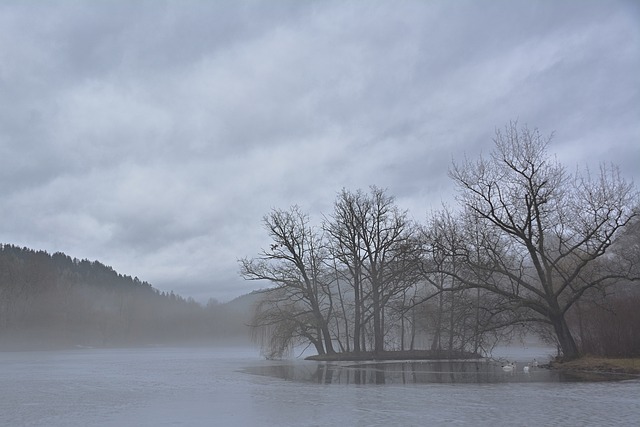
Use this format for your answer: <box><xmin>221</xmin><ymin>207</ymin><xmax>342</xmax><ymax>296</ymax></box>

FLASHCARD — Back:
<box><xmin>0</xmin><ymin>244</ymin><xmax>252</xmax><ymax>350</ymax></box>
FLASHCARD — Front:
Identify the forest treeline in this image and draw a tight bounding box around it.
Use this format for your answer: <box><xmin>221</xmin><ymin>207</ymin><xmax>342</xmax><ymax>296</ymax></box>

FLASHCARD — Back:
<box><xmin>241</xmin><ymin>122</ymin><xmax>640</xmax><ymax>360</ymax></box>
<box><xmin>0</xmin><ymin>244</ymin><xmax>253</xmax><ymax>350</ymax></box>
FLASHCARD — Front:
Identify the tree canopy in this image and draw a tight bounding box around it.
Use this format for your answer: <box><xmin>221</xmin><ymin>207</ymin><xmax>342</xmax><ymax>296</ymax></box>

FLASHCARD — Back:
<box><xmin>241</xmin><ymin>122</ymin><xmax>639</xmax><ymax>360</ymax></box>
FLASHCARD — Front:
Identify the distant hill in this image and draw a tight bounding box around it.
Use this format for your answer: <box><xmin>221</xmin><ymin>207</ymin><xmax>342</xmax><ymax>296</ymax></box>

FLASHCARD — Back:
<box><xmin>0</xmin><ymin>244</ymin><xmax>253</xmax><ymax>350</ymax></box>
<box><xmin>204</xmin><ymin>290</ymin><xmax>263</xmax><ymax>344</ymax></box>
<box><xmin>224</xmin><ymin>290</ymin><xmax>263</xmax><ymax>312</ymax></box>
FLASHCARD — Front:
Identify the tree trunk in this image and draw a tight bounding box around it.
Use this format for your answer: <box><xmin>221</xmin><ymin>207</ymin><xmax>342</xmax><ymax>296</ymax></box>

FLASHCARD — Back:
<box><xmin>353</xmin><ymin>279</ymin><xmax>361</xmax><ymax>353</ymax></box>
<box><xmin>321</xmin><ymin>323</ymin><xmax>335</xmax><ymax>354</ymax></box>
<box><xmin>334</xmin><ymin>263</ymin><xmax>351</xmax><ymax>353</ymax></box>
<box><xmin>311</xmin><ymin>336</ymin><xmax>325</xmax><ymax>355</ymax></box>
<box><xmin>448</xmin><ymin>288</ymin><xmax>455</xmax><ymax>354</ymax></box>
<box><xmin>373</xmin><ymin>285</ymin><xmax>384</xmax><ymax>354</ymax></box>
<box><xmin>552</xmin><ymin>314</ymin><xmax>579</xmax><ymax>360</ymax></box>
<box><xmin>410</xmin><ymin>303</ymin><xmax>416</xmax><ymax>351</ymax></box>
<box><xmin>430</xmin><ymin>290</ymin><xmax>443</xmax><ymax>351</ymax></box>
<box><xmin>473</xmin><ymin>288</ymin><xmax>481</xmax><ymax>354</ymax></box>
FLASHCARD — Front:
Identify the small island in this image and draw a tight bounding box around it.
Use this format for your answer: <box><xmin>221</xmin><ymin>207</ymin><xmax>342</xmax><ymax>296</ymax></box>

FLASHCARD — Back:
<box><xmin>242</xmin><ymin>126</ymin><xmax>640</xmax><ymax>368</ymax></box>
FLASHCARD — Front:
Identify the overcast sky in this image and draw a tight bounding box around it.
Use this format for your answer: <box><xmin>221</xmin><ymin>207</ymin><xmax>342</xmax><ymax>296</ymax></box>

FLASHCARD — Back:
<box><xmin>1</xmin><ymin>0</ymin><xmax>638</xmax><ymax>302</ymax></box>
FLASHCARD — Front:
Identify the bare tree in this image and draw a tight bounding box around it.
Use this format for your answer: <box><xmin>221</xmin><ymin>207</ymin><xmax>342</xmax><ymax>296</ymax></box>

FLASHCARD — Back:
<box><xmin>239</xmin><ymin>206</ymin><xmax>335</xmax><ymax>357</ymax></box>
<box><xmin>444</xmin><ymin>121</ymin><xmax>639</xmax><ymax>359</ymax></box>
<box><xmin>567</xmin><ymin>214</ymin><xmax>640</xmax><ymax>356</ymax></box>
<box><xmin>324</xmin><ymin>189</ymin><xmax>368</xmax><ymax>352</ymax></box>
<box><xmin>250</xmin><ymin>288</ymin><xmax>322</xmax><ymax>359</ymax></box>
<box><xmin>420</xmin><ymin>209</ymin><xmax>507</xmax><ymax>356</ymax></box>
<box><xmin>325</xmin><ymin>187</ymin><xmax>415</xmax><ymax>354</ymax></box>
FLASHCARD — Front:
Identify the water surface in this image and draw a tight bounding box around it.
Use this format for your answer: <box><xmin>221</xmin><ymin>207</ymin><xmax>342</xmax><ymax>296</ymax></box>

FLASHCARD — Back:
<box><xmin>1</xmin><ymin>347</ymin><xmax>638</xmax><ymax>426</ymax></box>
<box><xmin>244</xmin><ymin>359</ymin><xmax>635</xmax><ymax>384</ymax></box>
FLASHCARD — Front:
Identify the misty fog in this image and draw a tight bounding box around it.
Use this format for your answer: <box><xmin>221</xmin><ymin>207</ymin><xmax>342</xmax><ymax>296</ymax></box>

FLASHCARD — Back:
<box><xmin>2</xmin><ymin>0</ymin><xmax>639</xmax><ymax>425</ymax></box>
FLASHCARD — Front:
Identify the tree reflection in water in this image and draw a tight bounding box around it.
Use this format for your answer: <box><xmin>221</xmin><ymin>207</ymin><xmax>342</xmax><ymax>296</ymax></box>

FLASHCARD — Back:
<box><xmin>244</xmin><ymin>361</ymin><xmax>634</xmax><ymax>384</ymax></box>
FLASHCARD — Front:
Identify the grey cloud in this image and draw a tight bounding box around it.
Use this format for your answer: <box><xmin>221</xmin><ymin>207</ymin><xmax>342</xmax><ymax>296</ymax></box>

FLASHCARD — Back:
<box><xmin>0</xmin><ymin>0</ymin><xmax>637</xmax><ymax>302</ymax></box>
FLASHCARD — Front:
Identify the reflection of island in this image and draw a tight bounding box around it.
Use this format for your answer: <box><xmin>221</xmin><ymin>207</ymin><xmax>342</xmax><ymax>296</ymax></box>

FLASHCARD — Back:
<box><xmin>244</xmin><ymin>361</ymin><xmax>634</xmax><ymax>385</ymax></box>
<box><xmin>315</xmin><ymin>361</ymin><xmax>492</xmax><ymax>385</ymax></box>
<box><xmin>247</xmin><ymin>361</ymin><xmax>495</xmax><ymax>385</ymax></box>
<box><xmin>305</xmin><ymin>350</ymin><xmax>480</xmax><ymax>362</ymax></box>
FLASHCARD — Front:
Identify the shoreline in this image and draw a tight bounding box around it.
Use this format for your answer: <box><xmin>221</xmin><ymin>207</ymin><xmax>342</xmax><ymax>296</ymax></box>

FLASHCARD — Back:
<box><xmin>306</xmin><ymin>351</ymin><xmax>640</xmax><ymax>378</ymax></box>
<box><xmin>547</xmin><ymin>356</ymin><xmax>640</xmax><ymax>376</ymax></box>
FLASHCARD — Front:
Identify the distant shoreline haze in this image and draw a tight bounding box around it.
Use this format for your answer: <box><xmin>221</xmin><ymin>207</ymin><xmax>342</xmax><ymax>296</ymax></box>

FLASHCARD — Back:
<box><xmin>0</xmin><ymin>244</ymin><xmax>255</xmax><ymax>350</ymax></box>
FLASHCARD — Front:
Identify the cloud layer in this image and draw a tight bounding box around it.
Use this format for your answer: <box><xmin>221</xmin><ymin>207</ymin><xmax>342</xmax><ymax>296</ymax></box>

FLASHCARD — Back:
<box><xmin>1</xmin><ymin>0</ymin><xmax>638</xmax><ymax>301</ymax></box>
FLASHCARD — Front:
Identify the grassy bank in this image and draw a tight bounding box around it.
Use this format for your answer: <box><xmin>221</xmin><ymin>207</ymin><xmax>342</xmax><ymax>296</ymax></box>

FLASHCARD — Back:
<box><xmin>549</xmin><ymin>356</ymin><xmax>640</xmax><ymax>375</ymax></box>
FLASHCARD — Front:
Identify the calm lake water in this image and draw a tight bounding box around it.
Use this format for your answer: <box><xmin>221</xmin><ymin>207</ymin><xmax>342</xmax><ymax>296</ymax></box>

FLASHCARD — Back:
<box><xmin>1</xmin><ymin>346</ymin><xmax>638</xmax><ymax>426</ymax></box>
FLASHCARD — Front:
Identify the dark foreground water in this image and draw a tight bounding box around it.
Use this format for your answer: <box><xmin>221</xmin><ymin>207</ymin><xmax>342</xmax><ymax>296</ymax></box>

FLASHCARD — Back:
<box><xmin>1</xmin><ymin>346</ymin><xmax>638</xmax><ymax>426</ymax></box>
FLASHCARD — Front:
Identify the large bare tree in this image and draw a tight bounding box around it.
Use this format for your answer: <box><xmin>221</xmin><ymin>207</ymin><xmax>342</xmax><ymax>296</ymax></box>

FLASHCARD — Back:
<box><xmin>443</xmin><ymin>122</ymin><xmax>638</xmax><ymax>359</ymax></box>
<box><xmin>239</xmin><ymin>206</ymin><xmax>335</xmax><ymax>357</ymax></box>
<box><xmin>324</xmin><ymin>189</ymin><xmax>368</xmax><ymax>352</ymax></box>
<box><xmin>325</xmin><ymin>187</ymin><xmax>416</xmax><ymax>354</ymax></box>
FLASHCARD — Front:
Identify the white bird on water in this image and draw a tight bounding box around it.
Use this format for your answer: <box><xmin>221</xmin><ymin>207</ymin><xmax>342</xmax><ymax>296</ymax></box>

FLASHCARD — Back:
<box><xmin>523</xmin><ymin>364</ymin><xmax>530</xmax><ymax>373</ymax></box>
<box><xmin>502</xmin><ymin>362</ymin><xmax>516</xmax><ymax>372</ymax></box>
